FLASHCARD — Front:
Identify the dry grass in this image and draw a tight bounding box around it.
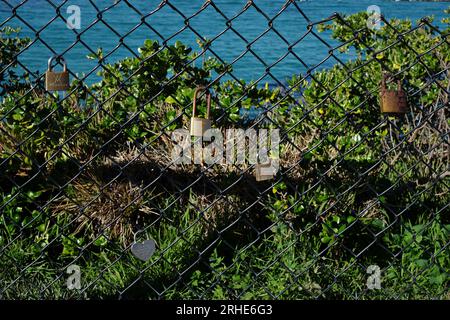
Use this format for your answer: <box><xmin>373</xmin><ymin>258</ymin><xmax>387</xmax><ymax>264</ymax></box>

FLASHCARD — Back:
<box><xmin>196</xmin><ymin>194</ymin><xmax>244</xmax><ymax>237</ymax></box>
<box><xmin>52</xmin><ymin>174</ymin><xmax>158</xmax><ymax>246</ymax></box>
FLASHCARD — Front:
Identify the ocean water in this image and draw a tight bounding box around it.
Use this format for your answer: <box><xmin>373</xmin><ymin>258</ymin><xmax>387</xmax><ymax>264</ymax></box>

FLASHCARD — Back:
<box><xmin>1</xmin><ymin>0</ymin><xmax>449</xmax><ymax>84</ymax></box>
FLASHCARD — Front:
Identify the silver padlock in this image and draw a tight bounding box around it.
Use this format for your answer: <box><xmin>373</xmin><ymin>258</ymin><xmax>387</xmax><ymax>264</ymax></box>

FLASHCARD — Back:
<box><xmin>190</xmin><ymin>86</ymin><xmax>212</xmax><ymax>139</ymax></box>
<box><xmin>45</xmin><ymin>56</ymin><xmax>70</xmax><ymax>91</ymax></box>
<box><xmin>255</xmin><ymin>160</ymin><xmax>276</xmax><ymax>182</ymax></box>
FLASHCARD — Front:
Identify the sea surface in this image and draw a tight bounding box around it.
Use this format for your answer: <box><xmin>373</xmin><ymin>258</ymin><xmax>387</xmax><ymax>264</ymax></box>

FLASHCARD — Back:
<box><xmin>1</xmin><ymin>0</ymin><xmax>449</xmax><ymax>84</ymax></box>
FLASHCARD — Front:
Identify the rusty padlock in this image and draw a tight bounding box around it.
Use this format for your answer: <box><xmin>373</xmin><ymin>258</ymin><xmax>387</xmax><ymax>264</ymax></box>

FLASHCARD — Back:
<box><xmin>255</xmin><ymin>160</ymin><xmax>276</xmax><ymax>182</ymax></box>
<box><xmin>45</xmin><ymin>56</ymin><xmax>70</xmax><ymax>91</ymax></box>
<box><xmin>380</xmin><ymin>73</ymin><xmax>408</xmax><ymax>114</ymax></box>
<box><xmin>190</xmin><ymin>86</ymin><xmax>212</xmax><ymax>139</ymax></box>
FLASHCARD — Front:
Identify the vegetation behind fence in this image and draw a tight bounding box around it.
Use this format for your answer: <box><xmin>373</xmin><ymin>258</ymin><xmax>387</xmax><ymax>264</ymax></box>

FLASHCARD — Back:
<box><xmin>0</xmin><ymin>1</ymin><xmax>449</xmax><ymax>299</ymax></box>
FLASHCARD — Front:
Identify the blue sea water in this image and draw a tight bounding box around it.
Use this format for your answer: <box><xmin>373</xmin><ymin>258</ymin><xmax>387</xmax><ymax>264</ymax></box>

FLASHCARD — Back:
<box><xmin>1</xmin><ymin>0</ymin><xmax>449</xmax><ymax>84</ymax></box>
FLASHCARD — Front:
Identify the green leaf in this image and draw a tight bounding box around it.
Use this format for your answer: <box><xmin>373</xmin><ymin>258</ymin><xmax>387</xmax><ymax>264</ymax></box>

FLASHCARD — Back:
<box><xmin>229</xmin><ymin>113</ymin><xmax>240</xmax><ymax>122</ymax></box>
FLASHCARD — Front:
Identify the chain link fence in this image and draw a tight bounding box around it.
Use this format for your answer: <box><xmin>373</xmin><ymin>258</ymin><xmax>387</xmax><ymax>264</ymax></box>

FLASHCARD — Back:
<box><xmin>1</xmin><ymin>0</ymin><xmax>449</xmax><ymax>299</ymax></box>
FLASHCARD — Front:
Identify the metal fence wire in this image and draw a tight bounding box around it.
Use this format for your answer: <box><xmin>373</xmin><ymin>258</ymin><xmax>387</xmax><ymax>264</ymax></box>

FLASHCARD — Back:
<box><xmin>0</xmin><ymin>0</ymin><xmax>449</xmax><ymax>300</ymax></box>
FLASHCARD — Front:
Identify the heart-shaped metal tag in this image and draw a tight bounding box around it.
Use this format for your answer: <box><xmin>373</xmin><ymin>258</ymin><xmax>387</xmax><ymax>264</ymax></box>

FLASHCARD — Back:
<box><xmin>131</xmin><ymin>239</ymin><xmax>156</xmax><ymax>262</ymax></box>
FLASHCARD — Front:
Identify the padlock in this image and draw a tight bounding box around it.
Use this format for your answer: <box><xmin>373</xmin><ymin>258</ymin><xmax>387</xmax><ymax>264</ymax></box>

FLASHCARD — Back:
<box><xmin>45</xmin><ymin>56</ymin><xmax>70</xmax><ymax>91</ymax></box>
<box><xmin>380</xmin><ymin>73</ymin><xmax>408</xmax><ymax>114</ymax></box>
<box><xmin>255</xmin><ymin>160</ymin><xmax>276</xmax><ymax>182</ymax></box>
<box><xmin>190</xmin><ymin>86</ymin><xmax>212</xmax><ymax>139</ymax></box>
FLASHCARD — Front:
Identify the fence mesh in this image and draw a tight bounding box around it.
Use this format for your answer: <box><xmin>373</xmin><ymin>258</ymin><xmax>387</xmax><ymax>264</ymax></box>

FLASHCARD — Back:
<box><xmin>1</xmin><ymin>0</ymin><xmax>449</xmax><ymax>300</ymax></box>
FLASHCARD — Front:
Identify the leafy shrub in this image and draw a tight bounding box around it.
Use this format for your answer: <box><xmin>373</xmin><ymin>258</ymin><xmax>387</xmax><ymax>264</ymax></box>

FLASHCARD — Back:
<box><xmin>1</xmin><ymin>10</ymin><xmax>449</xmax><ymax>299</ymax></box>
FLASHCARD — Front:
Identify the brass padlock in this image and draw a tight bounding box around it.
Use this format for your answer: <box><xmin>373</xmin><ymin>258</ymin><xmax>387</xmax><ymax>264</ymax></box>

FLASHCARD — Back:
<box><xmin>45</xmin><ymin>56</ymin><xmax>70</xmax><ymax>91</ymax></box>
<box><xmin>380</xmin><ymin>73</ymin><xmax>408</xmax><ymax>114</ymax></box>
<box><xmin>255</xmin><ymin>160</ymin><xmax>276</xmax><ymax>182</ymax></box>
<box><xmin>190</xmin><ymin>86</ymin><xmax>212</xmax><ymax>139</ymax></box>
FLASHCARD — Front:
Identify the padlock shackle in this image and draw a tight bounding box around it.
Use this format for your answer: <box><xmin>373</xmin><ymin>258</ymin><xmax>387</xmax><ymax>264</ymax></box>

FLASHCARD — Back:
<box><xmin>381</xmin><ymin>72</ymin><xmax>402</xmax><ymax>92</ymax></box>
<box><xmin>192</xmin><ymin>86</ymin><xmax>211</xmax><ymax>119</ymax></box>
<box><xmin>381</xmin><ymin>72</ymin><xmax>387</xmax><ymax>89</ymax></box>
<box><xmin>48</xmin><ymin>56</ymin><xmax>67</xmax><ymax>72</ymax></box>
